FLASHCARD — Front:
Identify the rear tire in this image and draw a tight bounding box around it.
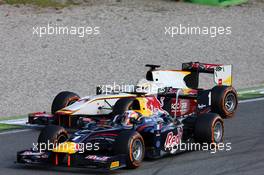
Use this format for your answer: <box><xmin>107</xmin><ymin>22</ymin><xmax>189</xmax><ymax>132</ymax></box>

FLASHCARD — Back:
<box><xmin>211</xmin><ymin>86</ymin><xmax>238</xmax><ymax>118</ymax></box>
<box><xmin>194</xmin><ymin>113</ymin><xmax>224</xmax><ymax>144</ymax></box>
<box><xmin>37</xmin><ymin>125</ymin><xmax>68</xmax><ymax>151</ymax></box>
<box><xmin>113</xmin><ymin>130</ymin><xmax>145</xmax><ymax>169</ymax></box>
<box><xmin>51</xmin><ymin>91</ymin><xmax>80</xmax><ymax>114</ymax></box>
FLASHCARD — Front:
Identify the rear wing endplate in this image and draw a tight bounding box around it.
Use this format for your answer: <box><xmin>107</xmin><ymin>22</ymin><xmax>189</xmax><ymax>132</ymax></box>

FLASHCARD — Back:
<box><xmin>182</xmin><ymin>62</ymin><xmax>232</xmax><ymax>86</ymax></box>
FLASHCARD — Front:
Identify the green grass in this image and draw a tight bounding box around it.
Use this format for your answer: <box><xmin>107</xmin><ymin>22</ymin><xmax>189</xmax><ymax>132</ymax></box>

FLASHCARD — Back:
<box><xmin>0</xmin><ymin>123</ymin><xmax>23</xmax><ymax>132</ymax></box>
<box><xmin>0</xmin><ymin>115</ymin><xmax>27</xmax><ymax>121</ymax></box>
<box><xmin>238</xmin><ymin>92</ymin><xmax>264</xmax><ymax>100</ymax></box>
<box><xmin>237</xmin><ymin>84</ymin><xmax>264</xmax><ymax>100</ymax></box>
<box><xmin>4</xmin><ymin>0</ymin><xmax>75</xmax><ymax>8</ymax></box>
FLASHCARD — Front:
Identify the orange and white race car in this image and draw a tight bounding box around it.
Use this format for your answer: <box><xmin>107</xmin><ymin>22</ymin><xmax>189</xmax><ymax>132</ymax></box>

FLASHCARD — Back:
<box><xmin>28</xmin><ymin>62</ymin><xmax>238</xmax><ymax>128</ymax></box>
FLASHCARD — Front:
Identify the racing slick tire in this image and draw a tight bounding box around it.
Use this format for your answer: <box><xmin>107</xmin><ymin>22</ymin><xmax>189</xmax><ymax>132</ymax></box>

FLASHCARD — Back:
<box><xmin>211</xmin><ymin>86</ymin><xmax>238</xmax><ymax>119</ymax></box>
<box><xmin>194</xmin><ymin>113</ymin><xmax>224</xmax><ymax>144</ymax></box>
<box><xmin>113</xmin><ymin>130</ymin><xmax>145</xmax><ymax>169</ymax></box>
<box><xmin>51</xmin><ymin>91</ymin><xmax>80</xmax><ymax>114</ymax></box>
<box><xmin>112</xmin><ymin>98</ymin><xmax>135</xmax><ymax>116</ymax></box>
<box><xmin>37</xmin><ymin>125</ymin><xmax>68</xmax><ymax>151</ymax></box>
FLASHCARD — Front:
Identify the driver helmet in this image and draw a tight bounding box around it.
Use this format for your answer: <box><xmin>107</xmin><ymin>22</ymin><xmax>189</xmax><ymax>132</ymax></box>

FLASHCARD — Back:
<box><xmin>121</xmin><ymin>110</ymin><xmax>140</xmax><ymax>126</ymax></box>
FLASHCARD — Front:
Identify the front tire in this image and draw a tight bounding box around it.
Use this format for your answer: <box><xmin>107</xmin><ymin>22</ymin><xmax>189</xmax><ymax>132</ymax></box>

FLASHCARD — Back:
<box><xmin>51</xmin><ymin>91</ymin><xmax>80</xmax><ymax>114</ymax></box>
<box><xmin>113</xmin><ymin>130</ymin><xmax>145</xmax><ymax>169</ymax></box>
<box><xmin>37</xmin><ymin>125</ymin><xmax>68</xmax><ymax>151</ymax></box>
<box><xmin>112</xmin><ymin>98</ymin><xmax>135</xmax><ymax>116</ymax></box>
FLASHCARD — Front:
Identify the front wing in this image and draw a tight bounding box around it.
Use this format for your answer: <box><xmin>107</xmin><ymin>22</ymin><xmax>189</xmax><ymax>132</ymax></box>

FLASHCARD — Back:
<box><xmin>17</xmin><ymin>150</ymin><xmax>126</xmax><ymax>170</ymax></box>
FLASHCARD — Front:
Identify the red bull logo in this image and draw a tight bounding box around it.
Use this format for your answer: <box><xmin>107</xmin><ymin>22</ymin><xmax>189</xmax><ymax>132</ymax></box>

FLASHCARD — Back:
<box><xmin>146</xmin><ymin>96</ymin><xmax>163</xmax><ymax>112</ymax></box>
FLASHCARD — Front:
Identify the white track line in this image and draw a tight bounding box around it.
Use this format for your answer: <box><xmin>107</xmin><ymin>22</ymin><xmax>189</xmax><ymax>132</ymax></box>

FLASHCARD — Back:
<box><xmin>0</xmin><ymin>129</ymin><xmax>31</xmax><ymax>135</ymax></box>
<box><xmin>0</xmin><ymin>118</ymin><xmax>27</xmax><ymax>125</ymax></box>
<box><xmin>0</xmin><ymin>97</ymin><xmax>263</xmax><ymax>135</ymax></box>
<box><xmin>239</xmin><ymin>97</ymin><xmax>264</xmax><ymax>103</ymax></box>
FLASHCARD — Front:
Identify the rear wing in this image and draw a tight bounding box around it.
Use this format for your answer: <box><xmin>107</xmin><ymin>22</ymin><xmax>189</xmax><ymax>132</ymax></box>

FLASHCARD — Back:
<box><xmin>182</xmin><ymin>62</ymin><xmax>232</xmax><ymax>86</ymax></box>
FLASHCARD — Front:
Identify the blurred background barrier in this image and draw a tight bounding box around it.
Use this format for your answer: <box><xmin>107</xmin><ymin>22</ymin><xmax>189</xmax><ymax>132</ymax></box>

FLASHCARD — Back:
<box><xmin>186</xmin><ymin>0</ymin><xmax>248</xmax><ymax>6</ymax></box>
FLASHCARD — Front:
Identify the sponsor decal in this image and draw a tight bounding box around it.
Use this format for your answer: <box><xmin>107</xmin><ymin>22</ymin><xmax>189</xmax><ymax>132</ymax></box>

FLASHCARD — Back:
<box><xmin>85</xmin><ymin>155</ymin><xmax>109</xmax><ymax>161</ymax></box>
<box><xmin>158</xmin><ymin>88</ymin><xmax>166</xmax><ymax>93</ymax></box>
<box><xmin>171</xmin><ymin>103</ymin><xmax>176</xmax><ymax>111</ymax></box>
<box><xmin>159</xmin><ymin>97</ymin><xmax>165</xmax><ymax>107</ymax></box>
<box><xmin>21</xmin><ymin>151</ymin><xmax>44</xmax><ymax>156</ymax></box>
<box><xmin>171</xmin><ymin>101</ymin><xmax>188</xmax><ymax>113</ymax></box>
<box><xmin>164</xmin><ymin>129</ymin><xmax>183</xmax><ymax>153</ymax></box>
<box><xmin>215</xmin><ymin>66</ymin><xmax>223</xmax><ymax>71</ymax></box>
<box><xmin>41</xmin><ymin>153</ymin><xmax>49</xmax><ymax>158</ymax></box>
<box><xmin>198</xmin><ymin>104</ymin><xmax>206</xmax><ymax>109</ymax></box>
<box><xmin>110</xmin><ymin>161</ymin><xmax>120</xmax><ymax>169</ymax></box>
<box><xmin>146</xmin><ymin>96</ymin><xmax>163</xmax><ymax>112</ymax></box>
<box><xmin>168</xmin><ymin>88</ymin><xmax>178</xmax><ymax>93</ymax></box>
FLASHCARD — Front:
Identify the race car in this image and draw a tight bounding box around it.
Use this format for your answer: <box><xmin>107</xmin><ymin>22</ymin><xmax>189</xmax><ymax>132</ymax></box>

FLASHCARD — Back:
<box><xmin>17</xmin><ymin>109</ymin><xmax>224</xmax><ymax>170</ymax></box>
<box><xmin>28</xmin><ymin>62</ymin><xmax>238</xmax><ymax>128</ymax></box>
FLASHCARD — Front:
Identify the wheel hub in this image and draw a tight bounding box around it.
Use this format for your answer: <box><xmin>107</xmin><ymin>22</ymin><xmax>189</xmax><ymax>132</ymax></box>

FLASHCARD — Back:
<box><xmin>132</xmin><ymin>139</ymin><xmax>143</xmax><ymax>161</ymax></box>
<box><xmin>213</xmin><ymin>121</ymin><xmax>223</xmax><ymax>143</ymax></box>
<box><xmin>225</xmin><ymin>93</ymin><xmax>236</xmax><ymax>112</ymax></box>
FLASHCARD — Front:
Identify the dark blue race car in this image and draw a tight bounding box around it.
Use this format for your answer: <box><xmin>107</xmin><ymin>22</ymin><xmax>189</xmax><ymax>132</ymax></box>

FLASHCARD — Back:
<box><xmin>17</xmin><ymin>109</ymin><xmax>224</xmax><ymax>170</ymax></box>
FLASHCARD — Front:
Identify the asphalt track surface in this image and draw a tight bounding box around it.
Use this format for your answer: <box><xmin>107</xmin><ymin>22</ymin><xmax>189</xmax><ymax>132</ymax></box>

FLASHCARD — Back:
<box><xmin>0</xmin><ymin>99</ymin><xmax>264</xmax><ymax>175</ymax></box>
